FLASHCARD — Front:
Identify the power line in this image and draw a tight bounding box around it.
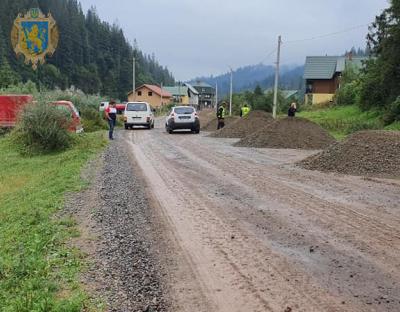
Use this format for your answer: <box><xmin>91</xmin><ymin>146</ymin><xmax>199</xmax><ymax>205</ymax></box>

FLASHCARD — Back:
<box><xmin>283</xmin><ymin>23</ymin><xmax>369</xmax><ymax>44</ymax></box>
<box><xmin>259</xmin><ymin>47</ymin><xmax>277</xmax><ymax>64</ymax></box>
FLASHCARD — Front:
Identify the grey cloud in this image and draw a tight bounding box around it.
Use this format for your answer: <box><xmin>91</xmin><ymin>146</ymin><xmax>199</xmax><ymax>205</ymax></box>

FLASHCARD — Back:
<box><xmin>79</xmin><ymin>0</ymin><xmax>388</xmax><ymax>80</ymax></box>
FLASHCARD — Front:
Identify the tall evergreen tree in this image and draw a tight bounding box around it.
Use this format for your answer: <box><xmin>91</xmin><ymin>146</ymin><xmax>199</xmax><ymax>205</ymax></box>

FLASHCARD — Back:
<box><xmin>359</xmin><ymin>0</ymin><xmax>400</xmax><ymax>117</ymax></box>
<box><xmin>0</xmin><ymin>0</ymin><xmax>174</xmax><ymax>99</ymax></box>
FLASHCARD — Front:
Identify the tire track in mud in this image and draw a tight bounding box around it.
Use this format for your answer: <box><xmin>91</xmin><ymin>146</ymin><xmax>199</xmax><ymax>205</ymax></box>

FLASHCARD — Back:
<box><xmin>177</xmin><ymin>135</ymin><xmax>400</xmax><ymax>311</ymax></box>
<box><xmin>127</xmin><ymin>125</ymin><xmax>400</xmax><ymax>311</ymax></box>
<box><xmin>126</xmin><ymin>130</ymin><xmax>360</xmax><ymax>311</ymax></box>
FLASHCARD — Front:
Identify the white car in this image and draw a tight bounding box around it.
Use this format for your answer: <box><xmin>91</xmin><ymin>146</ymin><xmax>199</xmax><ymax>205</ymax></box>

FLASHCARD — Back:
<box><xmin>124</xmin><ymin>102</ymin><xmax>155</xmax><ymax>130</ymax></box>
<box><xmin>165</xmin><ymin>106</ymin><xmax>200</xmax><ymax>134</ymax></box>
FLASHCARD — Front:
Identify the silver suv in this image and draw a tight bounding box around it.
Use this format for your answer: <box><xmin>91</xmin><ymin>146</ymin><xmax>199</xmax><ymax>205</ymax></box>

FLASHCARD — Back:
<box><xmin>165</xmin><ymin>106</ymin><xmax>200</xmax><ymax>134</ymax></box>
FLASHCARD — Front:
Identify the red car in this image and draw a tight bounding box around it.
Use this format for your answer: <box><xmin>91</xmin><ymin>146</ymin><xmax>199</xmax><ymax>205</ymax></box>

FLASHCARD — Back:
<box><xmin>51</xmin><ymin>101</ymin><xmax>84</xmax><ymax>133</ymax></box>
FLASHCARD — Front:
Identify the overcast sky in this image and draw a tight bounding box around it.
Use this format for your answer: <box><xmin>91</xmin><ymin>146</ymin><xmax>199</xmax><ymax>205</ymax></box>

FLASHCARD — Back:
<box><xmin>78</xmin><ymin>0</ymin><xmax>389</xmax><ymax>80</ymax></box>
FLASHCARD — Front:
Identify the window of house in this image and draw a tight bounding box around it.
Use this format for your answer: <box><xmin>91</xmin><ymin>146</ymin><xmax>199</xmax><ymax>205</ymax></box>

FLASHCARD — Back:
<box><xmin>148</xmin><ymin>91</ymin><xmax>153</xmax><ymax>96</ymax></box>
<box><xmin>138</xmin><ymin>91</ymin><xmax>142</xmax><ymax>96</ymax></box>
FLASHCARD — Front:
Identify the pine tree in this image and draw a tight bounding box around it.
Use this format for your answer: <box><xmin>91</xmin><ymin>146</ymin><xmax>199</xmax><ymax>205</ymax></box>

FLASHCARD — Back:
<box><xmin>360</xmin><ymin>0</ymin><xmax>400</xmax><ymax>116</ymax></box>
<box><xmin>0</xmin><ymin>0</ymin><xmax>174</xmax><ymax>99</ymax></box>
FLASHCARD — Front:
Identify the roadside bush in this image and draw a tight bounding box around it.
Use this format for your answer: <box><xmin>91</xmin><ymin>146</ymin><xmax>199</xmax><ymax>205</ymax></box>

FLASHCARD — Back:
<box><xmin>335</xmin><ymin>80</ymin><xmax>360</xmax><ymax>106</ymax></box>
<box><xmin>156</xmin><ymin>102</ymin><xmax>175</xmax><ymax>116</ymax></box>
<box><xmin>11</xmin><ymin>102</ymin><xmax>72</xmax><ymax>155</ymax></box>
<box><xmin>383</xmin><ymin>97</ymin><xmax>400</xmax><ymax>125</ymax></box>
<box><xmin>0</xmin><ymin>80</ymin><xmax>38</xmax><ymax>95</ymax></box>
<box><xmin>79</xmin><ymin>106</ymin><xmax>107</xmax><ymax>132</ymax></box>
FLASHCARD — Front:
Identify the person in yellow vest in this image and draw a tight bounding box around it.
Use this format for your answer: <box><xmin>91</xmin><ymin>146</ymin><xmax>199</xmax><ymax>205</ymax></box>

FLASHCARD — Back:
<box><xmin>217</xmin><ymin>102</ymin><xmax>226</xmax><ymax>129</ymax></box>
<box><xmin>240</xmin><ymin>103</ymin><xmax>251</xmax><ymax>117</ymax></box>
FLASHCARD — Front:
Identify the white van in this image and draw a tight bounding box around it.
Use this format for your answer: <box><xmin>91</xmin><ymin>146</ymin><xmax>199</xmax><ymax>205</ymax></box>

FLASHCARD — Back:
<box><xmin>99</xmin><ymin>101</ymin><xmax>109</xmax><ymax>112</ymax></box>
<box><xmin>123</xmin><ymin>102</ymin><xmax>155</xmax><ymax>130</ymax></box>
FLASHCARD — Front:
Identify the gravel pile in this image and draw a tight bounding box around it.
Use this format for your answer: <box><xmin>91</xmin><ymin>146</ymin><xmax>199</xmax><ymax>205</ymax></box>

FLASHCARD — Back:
<box><xmin>198</xmin><ymin>109</ymin><xmax>216</xmax><ymax>127</ymax></box>
<box><xmin>201</xmin><ymin>116</ymin><xmax>239</xmax><ymax>131</ymax></box>
<box><xmin>66</xmin><ymin>136</ymin><xmax>170</xmax><ymax>312</ymax></box>
<box><xmin>298</xmin><ymin>130</ymin><xmax>400</xmax><ymax>178</ymax></box>
<box><xmin>235</xmin><ymin>117</ymin><xmax>336</xmax><ymax>149</ymax></box>
<box><xmin>209</xmin><ymin>111</ymin><xmax>273</xmax><ymax>138</ymax></box>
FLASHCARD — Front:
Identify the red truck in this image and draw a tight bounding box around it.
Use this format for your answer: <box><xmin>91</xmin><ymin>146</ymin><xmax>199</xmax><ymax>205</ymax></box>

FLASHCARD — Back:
<box><xmin>0</xmin><ymin>95</ymin><xmax>83</xmax><ymax>133</ymax></box>
<box><xmin>0</xmin><ymin>95</ymin><xmax>33</xmax><ymax>128</ymax></box>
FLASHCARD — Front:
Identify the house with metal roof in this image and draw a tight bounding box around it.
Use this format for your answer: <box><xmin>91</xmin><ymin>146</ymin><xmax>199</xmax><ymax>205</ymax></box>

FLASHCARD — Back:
<box><xmin>304</xmin><ymin>55</ymin><xmax>367</xmax><ymax>105</ymax></box>
<box><xmin>163</xmin><ymin>83</ymin><xmax>199</xmax><ymax>107</ymax></box>
<box><xmin>192</xmin><ymin>81</ymin><xmax>216</xmax><ymax>109</ymax></box>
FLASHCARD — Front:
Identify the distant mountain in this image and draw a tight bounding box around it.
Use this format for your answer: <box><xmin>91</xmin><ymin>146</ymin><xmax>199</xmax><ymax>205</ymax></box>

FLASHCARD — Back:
<box><xmin>189</xmin><ymin>63</ymin><xmax>304</xmax><ymax>96</ymax></box>
<box><xmin>257</xmin><ymin>65</ymin><xmax>305</xmax><ymax>92</ymax></box>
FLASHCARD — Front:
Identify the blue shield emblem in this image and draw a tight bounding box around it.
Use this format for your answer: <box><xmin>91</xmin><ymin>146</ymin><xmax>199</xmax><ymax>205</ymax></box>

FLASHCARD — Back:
<box><xmin>11</xmin><ymin>8</ymin><xmax>59</xmax><ymax>70</ymax></box>
<box><xmin>21</xmin><ymin>21</ymin><xmax>49</xmax><ymax>55</ymax></box>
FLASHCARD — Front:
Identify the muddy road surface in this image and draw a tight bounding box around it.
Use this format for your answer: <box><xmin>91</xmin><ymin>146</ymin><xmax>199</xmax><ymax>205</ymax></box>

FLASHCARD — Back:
<box><xmin>122</xmin><ymin>119</ymin><xmax>400</xmax><ymax>312</ymax></box>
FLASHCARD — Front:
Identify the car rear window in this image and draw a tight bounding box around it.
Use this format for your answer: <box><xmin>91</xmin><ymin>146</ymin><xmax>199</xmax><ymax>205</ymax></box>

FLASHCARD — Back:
<box><xmin>127</xmin><ymin>103</ymin><xmax>147</xmax><ymax>111</ymax></box>
<box><xmin>175</xmin><ymin>107</ymin><xmax>194</xmax><ymax>114</ymax></box>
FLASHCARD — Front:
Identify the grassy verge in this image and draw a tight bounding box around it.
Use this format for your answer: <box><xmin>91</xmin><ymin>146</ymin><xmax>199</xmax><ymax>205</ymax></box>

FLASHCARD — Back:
<box><xmin>0</xmin><ymin>132</ymin><xmax>107</xmax><ymax>311</ymax></box>
<box><xmin>385</xmin><ymin>121</ymin><xmax>400</xmax><ymax>131</ymax></box>
<box><xmin>298</xmin><ymin>105</ymin><xmax>387</xmax><ymax>140</ymax></box>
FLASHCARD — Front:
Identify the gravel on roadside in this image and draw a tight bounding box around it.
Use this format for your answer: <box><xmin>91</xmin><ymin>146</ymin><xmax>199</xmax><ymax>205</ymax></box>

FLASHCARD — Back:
<box><xmin>65</xmin><ymin>134</ymin><xmax>170</xmax><ymax>312</ymax></box>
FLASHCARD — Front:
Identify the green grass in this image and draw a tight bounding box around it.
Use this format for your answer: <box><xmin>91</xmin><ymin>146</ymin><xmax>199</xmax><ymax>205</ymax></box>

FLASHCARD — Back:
<box><xmin>0</xmin><ymin>132</ymin><xmax>107</xmax><ymax>311</ymax></box>
<box><xmin>298</xmin><ymin>105</ymin><xmax>385</xmax><ymax>140</ymax></box>
<box><xmin>385</xmin><ymin>121</ymin><xmax>400</xmax><ymax>131</ymax></box>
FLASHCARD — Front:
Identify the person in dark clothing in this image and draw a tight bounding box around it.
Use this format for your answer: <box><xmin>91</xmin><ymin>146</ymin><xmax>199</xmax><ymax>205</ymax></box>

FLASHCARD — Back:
<box><xmin>288</xmin><ymin>102</ymin><xmax>297</xmax><ymax>117</ymax></box>
<box><xmin>217</xmin><ymin>102</ymin><xmax>226</xmax><ymax>129</ymax></box>
<box><xmin>105</xmin><ymin>100</ymin><xmax>117</xmax><ymax>139</ymax></box>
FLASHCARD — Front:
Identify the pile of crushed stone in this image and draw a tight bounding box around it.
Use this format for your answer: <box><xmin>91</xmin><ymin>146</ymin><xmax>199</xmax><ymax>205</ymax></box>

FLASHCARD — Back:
<box><xmin>298</xmin><ymin>130</ymin><xmax>400</xmax><ymax>179</ymax></box>
<box><xmin>235</xmin><ymin>117</ymin><xmax>336</xmax><ymax>149</ymax></box>
<box><xmin>201</xmin><ymin>116</ymin><xmax>239</xmax><ymax>131</ymax></box>
<box><xmin>198</xmin><ymin>109</ymin><xmax>216</xmax><ymax>127</ymax></box>
<box><xmin>209</xmin><ymin>111</ymin><xmax>273</xmax><ymax>138</ymax></box>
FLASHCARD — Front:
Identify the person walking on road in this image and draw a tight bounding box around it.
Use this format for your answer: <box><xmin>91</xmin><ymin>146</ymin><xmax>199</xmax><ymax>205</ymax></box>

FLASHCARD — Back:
<box><xmin>288</xmin><ymin>102</ymin><xmax>297</xmax><ymax>117</ymax></box>
<box><xmin>240</xmin><ymin>103</ymin><xmax>251</xmax><ymax>118</ymax></box>
<box><xmin>105</xmin><ymin>100</ymin><xmax>117</xmax><ymax>140</ymax></box>
<box><xmin>217</xmin><ymin>102</ymin><xmax>226</xmax><ymax>130</ymax></box>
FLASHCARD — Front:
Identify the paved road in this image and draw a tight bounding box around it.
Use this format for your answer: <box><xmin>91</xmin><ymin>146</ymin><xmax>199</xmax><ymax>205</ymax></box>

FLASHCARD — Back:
<box><xmin>123</xmin><ymin>119</ymin><xmax>400</xmax><ymax>312</ymax></box>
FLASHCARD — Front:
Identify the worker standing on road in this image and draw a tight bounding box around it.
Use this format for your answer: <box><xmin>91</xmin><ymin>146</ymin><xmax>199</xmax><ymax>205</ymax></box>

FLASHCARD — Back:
<box><xmin>240</xmin><ymin>103</ymin><xmax>251</xmax><ymax>118</ymax></box>
<box><xmin>105</xmin><ymin>100</ymin><xmax>117</xmax><ymax>140</ymax></box>
<box><xmin>288</xmin><ymin>102</ymin><xmax>297</xmax><ymax>117</ymax></box>
<box><xmin>217</xmin><ymin>102</ymin><xmax>226</xmax><ymax>129</ymax></box>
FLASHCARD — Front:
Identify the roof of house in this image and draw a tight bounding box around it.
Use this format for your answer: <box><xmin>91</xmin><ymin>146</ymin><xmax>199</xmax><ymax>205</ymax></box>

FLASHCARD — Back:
<box><xmin>304</xmin><ymin>56</ymin><xmax>369</xmax><ymax>80</ymax></box>
<box><xmin>129</xmin><ymin>84</ymin><xmax>172</xmax><ymax>97</ymax></box>
<box><xmin>304</xmin><ymin>56</ymin><xmax>339</xmax><ymax>80</ymax></box>
<box><xmin>184</xmin><ymin>83</ymin><xmax>199</xmax><ymax>95</ymax></box>
<box><xmin>192</xmin><ymin>81</ymin><xmax>214</xmax><ymax>89</ymax></box>
<box><xmin>163</xmin><ymin>86</ymin><xmax>189</xmax><ymax>96</ymax></box>
<box><xmin>282</xmin><ymin>90</ymin><xmax>299</xmax><ymax>99</ymax></box>
<box><xmin>263</xmin><ymin>89</ymin><xmax>299</xmax><ymax>99</ymax></box>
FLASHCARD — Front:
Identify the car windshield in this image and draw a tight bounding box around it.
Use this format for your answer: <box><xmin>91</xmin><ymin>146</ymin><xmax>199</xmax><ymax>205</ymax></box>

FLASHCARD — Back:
<box><xmin>175</xmin><ymin>107</ymin><xmax>194</xmax><ymax>114</ymax></box>
<box><xmin>127</xmin><ymin>103</ymin><xmax>147</xmax><ymax>111</ymax></box>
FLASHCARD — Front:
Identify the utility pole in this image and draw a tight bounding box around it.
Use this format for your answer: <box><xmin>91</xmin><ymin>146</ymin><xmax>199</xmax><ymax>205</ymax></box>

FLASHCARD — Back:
<box><xmin>229</xmin><ymin>67</ymin><xmax>233</xmax><ymax>116</ymax></box>
<box><xmin>160</xmin><ymin>82</ymin><xmax>163</xmax><ymax>107</ymax></box>
<box><xmin>273</xmin><ymin>35</ymin><xmax>282</xmax><ymax>119</ymax></box>
<box><xmin>132</xmin><ymin>56</ymin><xmax>136</xmax><ymax>101</ymax></box>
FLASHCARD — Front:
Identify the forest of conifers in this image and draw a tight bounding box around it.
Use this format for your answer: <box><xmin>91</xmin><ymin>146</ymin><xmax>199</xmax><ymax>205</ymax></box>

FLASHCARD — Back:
<box><xmin>0</xmin><ymin>0</ymin><xmax>175</xmax><ymax>100</ymax></box>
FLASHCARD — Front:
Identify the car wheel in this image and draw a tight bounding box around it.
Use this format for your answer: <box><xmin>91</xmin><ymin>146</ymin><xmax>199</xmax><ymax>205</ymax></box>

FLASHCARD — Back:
<box><xmin>124</xmin><ymin>124</ymin><xmax>129</xmax><ymax>130</ymax></box>
<box><xmin>168</xmin><ymin>128</ymin><xmax>174</xmax><ymax>134</ymax></box>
